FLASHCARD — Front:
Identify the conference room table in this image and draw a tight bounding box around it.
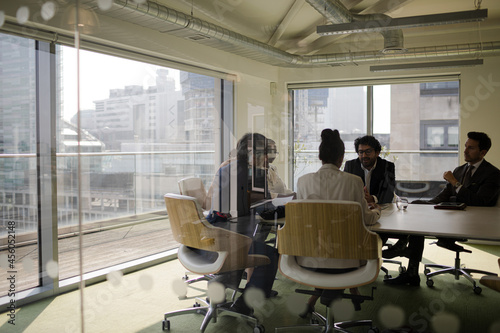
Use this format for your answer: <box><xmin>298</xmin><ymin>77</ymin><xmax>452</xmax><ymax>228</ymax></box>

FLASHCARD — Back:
<box><xmin>216</xmin><ymin>202</ymin><xmax>500</xmax><ymax>244</ymax></box>
<box><xmin>371</xmin><ymin>203</ymin><xmax>500</xmax><ymax>241</ymax></box>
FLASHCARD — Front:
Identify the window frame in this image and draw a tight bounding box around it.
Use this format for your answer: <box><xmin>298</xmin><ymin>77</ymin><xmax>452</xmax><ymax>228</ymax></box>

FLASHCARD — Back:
<box><xmin>420</xmin><ymin>119</ymin><xmax>460</xmax><ymax>150</ymax></box>
<box><xmin>288</xmin><ymin>76</ymin><xmax>461</xmax><ymax>195</ymax></box>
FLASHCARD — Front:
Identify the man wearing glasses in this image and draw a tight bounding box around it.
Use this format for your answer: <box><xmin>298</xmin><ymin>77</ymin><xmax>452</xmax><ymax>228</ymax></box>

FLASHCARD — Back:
<box><xmin>344</xmin><ymin>135</ymin><xmax>395</xmax><ymax>205</ymax></box>
<box><xmin>344</xmin><ymin>135</ymin><xmax>407</xmax><ymax>281</ymax></box>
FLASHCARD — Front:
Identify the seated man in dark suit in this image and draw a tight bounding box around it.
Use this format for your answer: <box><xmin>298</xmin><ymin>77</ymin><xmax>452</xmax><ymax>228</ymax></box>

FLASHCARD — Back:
<box><xmin>344</xmin><ymin>135</ymin><xmax>395</xmax><ymax>205</ymax></box>
<box><xmin>384</xmin><ymin>131</ymin><xmax>500</xmax><ymax>286</ymax></box>
<box><xmin>344</xmin><ymin>135</ymin><xmax>405</xmax><ymax>257</ymax></box>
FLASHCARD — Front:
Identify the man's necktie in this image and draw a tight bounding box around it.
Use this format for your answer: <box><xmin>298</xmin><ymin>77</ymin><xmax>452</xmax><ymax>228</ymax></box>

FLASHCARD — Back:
<box><xmin>462</xmin><ymin>165</ymin><xmax>474</xmax><ymax>187</ymax></box>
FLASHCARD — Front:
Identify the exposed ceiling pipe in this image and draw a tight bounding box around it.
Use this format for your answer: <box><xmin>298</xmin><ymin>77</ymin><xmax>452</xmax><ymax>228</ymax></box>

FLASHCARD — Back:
<box><xmin>108</xmin><ymin>0</ymin><xmax>500</xmax><ymax>67</ymax></box>
<box><xmin>305</xmin><ymin>0</ymin><xmax>406</xmax><ymax>53</ymax></box>
<box><xmin>305</xmin><ymin>0</ymin><xmax>352</xmax><ymax>23</ymax></box>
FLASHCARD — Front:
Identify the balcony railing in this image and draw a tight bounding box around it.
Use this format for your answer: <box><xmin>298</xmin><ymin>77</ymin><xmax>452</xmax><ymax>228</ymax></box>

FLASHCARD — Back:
<box><xmin>0</xmin><ymin>150</ymin><xmax>215</xmax><ymax>296</ymax></box>
<box><xmin>294</xmin><ymin>149</ymin><xmax>458</xmax><ymax>199</ymax></box>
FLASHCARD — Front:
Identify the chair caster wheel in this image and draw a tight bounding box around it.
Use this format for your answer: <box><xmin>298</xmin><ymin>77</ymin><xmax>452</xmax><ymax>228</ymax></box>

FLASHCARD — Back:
<box><xmin>424</xmin><ymin>268</ymin><xmax>430</xmax><ymax>275</ymax></box>
<box><xmin>426</xmin><ymin>279</ymin><xmax>434</xmax><ymax>287</ymax></box>
<box><xmin>384</xmin><ymin>274</ymin><xmax>392</xmax><ymax>280</ymax></box>
<box><xmin>474</xmin><ymin>286</ymin><xmax>482</xmax><ymax>295</ymax></box>
<box><xmin>162</xmin><ymin>320</ymin><xmax>170</xmax><ymax>331</ymax></box>
<box><xmin>253</xmin><ymin>324</ymin><xmax>265</xmax><ymax>333</ymax></box>
<box><xmin>399</xmin><ymin>266</ymin><xmax>406</xmax><ymax>273</ymax></box>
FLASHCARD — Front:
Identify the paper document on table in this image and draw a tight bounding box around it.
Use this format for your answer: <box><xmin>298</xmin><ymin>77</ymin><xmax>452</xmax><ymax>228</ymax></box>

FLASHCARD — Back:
<box><xmin>272</xmin><ymin>195</ymin><xmax>295</xmax><ymax>207</ymax></box>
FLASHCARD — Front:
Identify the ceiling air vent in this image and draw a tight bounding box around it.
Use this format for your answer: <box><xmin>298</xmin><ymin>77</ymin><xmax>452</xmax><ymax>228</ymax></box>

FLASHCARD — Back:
<box><xmin>186</xmin><ymin>34</ymin><xmax>210</xmax><ymax>41</ymax></box>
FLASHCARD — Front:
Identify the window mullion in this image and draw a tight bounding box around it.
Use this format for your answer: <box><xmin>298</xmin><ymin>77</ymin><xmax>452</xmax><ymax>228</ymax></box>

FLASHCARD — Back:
<box><xmin>35</xmin><ymin>40</ymin><xmax>59</xmax><ymax>289</ymax></box>
<box><xmin>367</xmin><ymin>86</ymin><xmax>374</xmax><ymax>136</ymax></box>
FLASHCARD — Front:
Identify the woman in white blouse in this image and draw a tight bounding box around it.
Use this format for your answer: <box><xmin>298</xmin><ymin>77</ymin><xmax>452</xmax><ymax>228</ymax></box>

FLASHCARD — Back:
<box><xmin>296</xmin><ymin>128</ymin><xmax>381</xmax><ymax>316</ymax></box>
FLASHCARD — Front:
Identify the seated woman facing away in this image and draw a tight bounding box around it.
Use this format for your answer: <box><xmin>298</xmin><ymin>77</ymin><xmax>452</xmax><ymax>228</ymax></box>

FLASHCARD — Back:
<box><xmin>295</xmin><ymin>128</ymin><xmax>382</xmax><ymax>315</ymax></box>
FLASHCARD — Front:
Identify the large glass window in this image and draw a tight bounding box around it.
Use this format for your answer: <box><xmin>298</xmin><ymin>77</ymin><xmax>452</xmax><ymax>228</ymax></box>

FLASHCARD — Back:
<box><xmin>291</xmin><ymin>80</ymin><xmax>460</xmax><ymax>200</ymax></box>
<box><xmin>57</xmin><ymin>48</ymin><xmax>225</xmax><ymax>280</ymax></box>
<box><xmin>293</xmin><ymin>86</ymin><xmax>367</xmax><ymax>177</ymax></box>
<box><xmin>0</xmin><ymin>33</ymin><xmax>39</xmax><ymax>295</ymax></box>
<box><xmin>0</xmin><ymin>32</ymin><xmax>232</xmax><ymax>296</ymax></box>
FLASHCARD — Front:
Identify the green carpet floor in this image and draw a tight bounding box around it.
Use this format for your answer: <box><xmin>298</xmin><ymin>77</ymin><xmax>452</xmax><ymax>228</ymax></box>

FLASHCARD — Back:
<box><xmin>1</xmin><ymin>242</ymin><xmax>499</xmax><ymax>333</ymax></box>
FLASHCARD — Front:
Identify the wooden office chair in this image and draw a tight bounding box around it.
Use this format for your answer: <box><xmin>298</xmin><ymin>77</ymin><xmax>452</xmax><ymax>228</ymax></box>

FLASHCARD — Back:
<box><xmin>162</xmin><ymin>193</ymin><xmax>269</xmax><ymax>332</ymax></box>
<box><xmin>178</xmin><ymin>177</ymin><xmax>210</xmax><ymax>211</ymax></box>
<box><xmin>424</xmin><ymin>238</ymin><xmax>498</xmax><ymax>294</ymax></box>
<box><xmin>275</xmin><ymin>200</ymin><xmax>382</xmax><ymax>333</ymax></box>
<box><xmin>479</xmin><ymin>258</ymin><xmax>500</xmax><ymax>293</ymax></box>
<box><xmin>177</xmin><ymin>177</ymin><xmax>212</xmax><ymax>285</ymax></box>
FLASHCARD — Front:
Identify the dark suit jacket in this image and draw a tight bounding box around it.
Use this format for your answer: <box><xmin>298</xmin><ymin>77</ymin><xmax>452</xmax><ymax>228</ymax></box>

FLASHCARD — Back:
<box><xmin>429</xmin><ymin>159</ymin><xmax>500</xmax><ymax>206</ymax></box>
<box><xmin>344</xmin><ymin>157</ymin><xmax>396</xmax><ymax>204</ymax></box>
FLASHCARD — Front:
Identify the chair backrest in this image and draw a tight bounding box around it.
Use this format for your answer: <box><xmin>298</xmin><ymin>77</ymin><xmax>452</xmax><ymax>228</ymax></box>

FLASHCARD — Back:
<box><xmin>178</xmin><ymin>177</ymin><xmax>209</xmax><ymax>210</ymax></box>
<box><xmin>278</xmin><ymin>200</ymin><xmax>381</xmax><ymax>261</ymax></box>
<box><xmin>164</xmin><ymin>193</ymin><xmax>265</xmax><ymax>274</ymax></box>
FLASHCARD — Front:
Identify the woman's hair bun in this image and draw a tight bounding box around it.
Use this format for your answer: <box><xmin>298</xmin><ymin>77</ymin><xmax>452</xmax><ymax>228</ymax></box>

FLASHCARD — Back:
<box><xmin>321</xmin><ymin>128</ymin><xmax>341</xmax><ymax>142</ymax></box>
<box><xmin>321</xmin><ymin>128</ymin><xmax>334</xmax><ymax>141</ymax></box>
<box><xmin>319</xmin><ymin>128</ymin><xmax>344</xmax><ymax>164</ymax></box>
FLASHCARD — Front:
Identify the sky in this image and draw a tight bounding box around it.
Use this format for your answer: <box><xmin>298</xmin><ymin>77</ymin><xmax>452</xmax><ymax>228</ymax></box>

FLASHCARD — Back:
<box><xmin>373</xmin><ymin>85</ymin><xmax>391</xmax><ymax>134</ymax></box>
<box><xmin>62</xmin><ymin>46</ymin><xmax>390</xmax><ymax>133</ymax></box>
<box><xmin>62</xmin><ymin>47</ymin><xmax>180</xmax><ymax>121</ymax></box>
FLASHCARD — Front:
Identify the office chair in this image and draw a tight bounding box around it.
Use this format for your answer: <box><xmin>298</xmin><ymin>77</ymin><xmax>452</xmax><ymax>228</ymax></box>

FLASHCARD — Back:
<box><xmin>178</xmin><ymin>177</ymin><xmax>210</xmax><ymax>212</ymax></box>
<box><xmin>381</xmin><ymin>239</ymin><xmax>406</xmax><ymax>279</ymax></box>
<box><xmin>424</xmin><ymin>238</ymin><xmax>498</xmax><ymax>294</ymax></box>
<box><xmin>275</xmin><ymin>200</ymin><xmax>382</xmax><ymax>333</ymax></box>
<box><xmin>480</xmin><ymin>258</ymin><xmax>500</xmax><ymax>293</ymax></box>
<box><xmin>162</xmin><ymin>193</ymin><xmax>269</xmax><ymax>332</ymax></box>
<box><xmin>381</xmin><ymin>259</ymin><xmax>406</xmax><ymax>279</ymax></box>
<box><xmin>177</xmin><ymin>177</ymin><xmax>212</xmax><ymax>285</ymax></box>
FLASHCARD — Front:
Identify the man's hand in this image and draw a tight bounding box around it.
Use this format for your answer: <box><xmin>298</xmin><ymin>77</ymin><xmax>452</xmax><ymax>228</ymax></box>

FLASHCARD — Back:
<box><xmin>443</xmin><ymin>171</ymin><xmax>459</xmax><ymax>186</ymax></box>
<box><xmin>364</xmin><ymin>186</ymin><xmax>375</xmax><ymax>203</ymax></box>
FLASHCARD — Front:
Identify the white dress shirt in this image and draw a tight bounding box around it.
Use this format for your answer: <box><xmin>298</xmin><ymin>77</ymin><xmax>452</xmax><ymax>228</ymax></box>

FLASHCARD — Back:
<box><xmin>361</xmin><ymin>159</ymin><xmax>379</xmax><ymax>203</ymax></box>
<box><xmin>296</xmin><ymin>163</ymin><xmax>381</xmax><ymax>269</ymax></box>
